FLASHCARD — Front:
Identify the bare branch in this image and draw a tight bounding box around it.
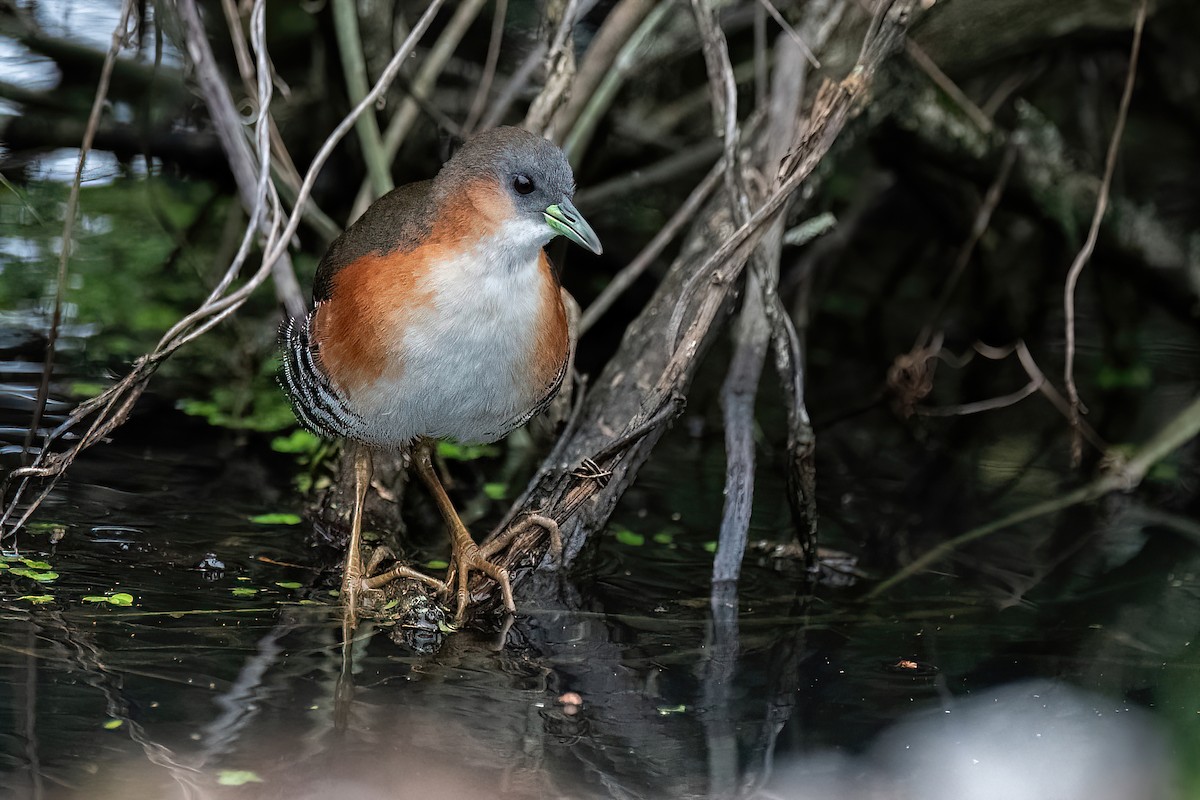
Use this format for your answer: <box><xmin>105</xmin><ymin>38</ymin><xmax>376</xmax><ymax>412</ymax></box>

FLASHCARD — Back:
<box><xmin>1063</xmin><ymin>0</ymin><xmax>1148</xmax><ymax>464</ymax></box>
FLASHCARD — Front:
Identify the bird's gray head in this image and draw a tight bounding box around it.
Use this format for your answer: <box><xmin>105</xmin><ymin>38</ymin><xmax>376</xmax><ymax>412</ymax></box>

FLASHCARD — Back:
<box><xmin>437</xmin><ymin>126</ymin><xmax>603</xmax><ymax>255</ymax></box>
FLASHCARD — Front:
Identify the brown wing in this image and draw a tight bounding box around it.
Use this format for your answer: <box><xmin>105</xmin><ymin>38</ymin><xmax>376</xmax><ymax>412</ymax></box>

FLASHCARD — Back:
<box><xmin>313</xmin><ymin>180</ymin><xmax>436</xmax><ymax>303</ymax></box>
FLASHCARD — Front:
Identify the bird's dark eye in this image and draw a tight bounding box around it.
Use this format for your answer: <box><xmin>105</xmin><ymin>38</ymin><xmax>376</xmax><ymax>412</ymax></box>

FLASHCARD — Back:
<box><xmin>512</xmin><ymin>174</ymin><xmax>534</xmax><ymax>195</ymax></box>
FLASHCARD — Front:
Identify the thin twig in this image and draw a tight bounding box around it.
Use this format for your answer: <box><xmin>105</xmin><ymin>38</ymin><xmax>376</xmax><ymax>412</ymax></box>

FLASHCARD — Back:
<box><xmin>1064</xmin><ymin>0</ymin><xmax>1147</xmax><ymax>465</ymax></box>
<box><xmin>462</xmin><ymin>0</ymin><xmax>507</xmax><ymax>134</ymax></box>
<box><xmin>479</xmin><ymin>42</ymin><xmax>546</xmax><ymax>131</ymax></box>
<box><xmin>574</xmin><ymin>138</ymin><xmax>723</xmax><ymax>207</ymax></box>
<box><xmin>905</xmin><ymin>39</ymin><xmax>991</xmax><ymax>134</ymax></box>
<box><xmin>578</xmin><ymin>158</ymin><xmax>724</xmax><ymax>335</ymax></box>
<box><xmin>755</xmin><ymin>0</ymin><xmax>820</xmax><ymax>68</ymax></box>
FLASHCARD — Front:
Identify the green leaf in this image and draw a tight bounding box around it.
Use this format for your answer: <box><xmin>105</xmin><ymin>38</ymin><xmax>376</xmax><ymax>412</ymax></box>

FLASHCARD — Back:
<box><xmin>275</xmin><ymin>581</ymin><xmax>302</xmax><ymax>590</ymax></box>
<box><xmin>10</xmin><ymin>568</ymin><xmax>59</xmax><ymax>582</ymax></box>
<box><xmin>70</xmin><ymin>381</ymin><xmax>109</xmax><ymax>398</ymax></box>
<box><xmin>249</xmin><ymin>513</ymin><xmax>302</xmax><ymax>525</ymax></box>
<box><xmin>702</xmin><ymin>541</ymin><xmax>717</xmax><ymax>553</ymax></box>
<box><xmin>437</xmin><ymin>441</ymin><xmax>499</xmax><ymax>461</ymax></box>
<box><xmin>82</xmin><ymin>596</ymin><xmax>109</xmax><ymax>603</ymax></box>
<box><xmin>425</xmin><ymin>559</ymin><xmax>449</xmax><ymax>570</ymax></box>
<box><xmin>20</xmin><ymin>558</ymin><xmax>52</xmax><ymax>570</ymax></box>
<box><xmin>656</xmin><ymin>704</ymin><xmax>687</xmax><ymax>715</ymax></box>
<box><xmin>483</xmin><ymin>482</ymin><xmax>508</xmax><ymax>500</ymax></box>
<box><xmin>614</xmin><ymin>528</ymin><xmax>644</xmax><ymax>547</ymax></box>
<box><xmin>108</xmin><ymin>593</ymin><xmax>134</xmax><ymax>606</ymax></box>
<box><xmin>217</xmin><ymin>770</ymin><xmax>263</xmax><ymax>786</ymax></box>
<box><xmin>231</xmin><ymin>587</ymin><xmax>259</xmax><ymax>597</ymax></box>
<box><xmin>270</xmin><ymin>429</ymin><xmax>321</xmax><ymax>454</ymax></box>
<box><xmin>102</xmin><ymin>719</ymin><xmax>123</xmax><ymax>730</ymax></box>
<box><xmin>18</xmin><ymin>594</ymin><xmax>54</xmax><ymax>604</ymax></box>
<box><xmin>652</xmin><ymin>532</ymin><xmax>674</xmax><ymax>545</ymax></box>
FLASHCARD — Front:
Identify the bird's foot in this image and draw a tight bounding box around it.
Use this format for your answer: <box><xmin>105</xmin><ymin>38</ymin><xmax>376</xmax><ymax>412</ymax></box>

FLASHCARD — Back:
<box><xmin>443</xmin><ymin>539</ymin><xmax>515</xmax><ymax>628</ymax></box>
<box><xmin>361</xmin><ymin>545</ymin><xmax>448</xmax><ymax>597</ymax></box>
<box><xmin>442</xmin><ymin>513</ymin><xmax>563</xmax><ymax>626</ymax></box>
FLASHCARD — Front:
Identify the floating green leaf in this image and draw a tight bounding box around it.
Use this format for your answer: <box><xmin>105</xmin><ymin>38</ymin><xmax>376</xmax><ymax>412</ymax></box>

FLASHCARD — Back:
<box><xmin>10</xmin><ymin>568</ymin><xmax>58</xmax><ymax>582</ymax></box>
<box><xmin>20</xmin><ymin>558</ymin><xmax>52</xmax><ymax>570</ymax></box>
<box><xmin>657</xmin><ymin>704</ymin><xmax>687</xmax><ymax>715</ymax></box>
<box><xmin>703</xmin><ymin>541</ymin><xmax>717</xmax><ymax>553</ymax></box>
<box><xmin>217</xmin><ymin>770</ymin><xmax>263</xmax><ymax>786</ymax></box>
<box><xmin>483</xmin><ymin>482</ymin><xmax>508</xmax><ymax>500</ymax></box>
<box><xmin>82</xmin><ymin>593</ymin><xmax>133</xmax><ymax>606</ymax></box>
<box><xmin>425</xmin><ymin>559</ymin><xmax>449</xmax><ymax>570</ymax></box>
<box><xmin>652</xmin><ymin>532</ymin><xmax>674</xmax><ymax>545</ymax></box>
<box><xmin>249</xmin><ymin>513</ymin><xmax>302</xmax><ymax>525</ymax></box>
<box><xmin>18</xmin><ymin>595</ymin><xmax>54</xmax><ymax>604</ymax></box>
<box><xmin>231</xmin><ymin>587</ymin><xmax>259</xmax><ymax>597</ymax></box>
<box><xmin>103</xmin><ymin>719</ymin><xmax>123</xmax><ymax>730</ymax></box>
<box><xmin>275</xmin><ymin>581</ymin><xmax>302</xmax><ymax>590</ymax></box>
<box><xmin>614</xmin><ymin>528</ymin><xmax>644</xmax><ymax>547</ymax></box>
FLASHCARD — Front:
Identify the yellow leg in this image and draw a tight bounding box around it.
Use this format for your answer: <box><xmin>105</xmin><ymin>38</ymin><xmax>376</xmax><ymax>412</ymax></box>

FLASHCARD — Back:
<box><xmin>413</xmin><ymin>439</ymin><xmax>516</xmax><ymax>625</ymax></box>
<box><xmin>340</xmin><ymin>441</ymin><xmax>372</xmax><ymax>637</ymax></box>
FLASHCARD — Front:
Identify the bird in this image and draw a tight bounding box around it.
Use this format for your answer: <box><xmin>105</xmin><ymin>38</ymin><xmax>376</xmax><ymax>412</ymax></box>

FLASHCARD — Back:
<box><xmin>279</xmin><ymin>126</ymin><xmax>602</xmax><ymax>631</ymax></box>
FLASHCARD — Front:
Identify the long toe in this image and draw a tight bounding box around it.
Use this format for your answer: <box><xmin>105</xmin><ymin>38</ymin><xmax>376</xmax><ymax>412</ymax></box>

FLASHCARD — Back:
<box><xmin>448</xmin><ymin>546</ymin><xmax>517</xmax><ymax>624</ymax></box>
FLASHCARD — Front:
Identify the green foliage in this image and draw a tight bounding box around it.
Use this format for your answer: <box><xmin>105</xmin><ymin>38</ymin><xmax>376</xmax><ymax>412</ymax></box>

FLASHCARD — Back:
<box><xmin>231</xmin><ymin>587</ymin><xmax>259</xmax><ymax>597</ymax></box>
<box><xmin>437</xmin><ymin>441</ymin><xmax>500</xmax><ymax>461</ymax></box>
<box><xmin>249</xmin><ymin>513</ymin><xmax>302</xmax><ymax>525</ymax></box>
<box><xmin>613</xmin><ymin>527</ymin><xmax>644</xmax><ymax>547</ymax></box>
<box><xmin>274</xmin><ymin>581</ymin><xmax>302</xmax><ymax>590</ymax></box>
<box><xmin>271</xmin><ymin>429</ymin><xmax>322</xmax><ymax>454</ymax></box>
<box><xmin>102</xmin><ymin>719</ymin><xmax>124</xmax><ymax>730</ymax></box>
<box><xmin>483</xmin><ymin>482</ymin><xmax>508</xmax><ymax>500</ymax></box>
<box><xmin>179</xmin><ymin>380</ymin><xmax>297</xmax><ymax>433</ymax></box>
<box><xmin>3</xmin><ymin>556</ymin><xmax>59</xmax><ymax>582</ymax></box>
<box><xmin>82</xmin><ymin>593</ymin><xmax>134</xmax><ymax>606</ymax></box>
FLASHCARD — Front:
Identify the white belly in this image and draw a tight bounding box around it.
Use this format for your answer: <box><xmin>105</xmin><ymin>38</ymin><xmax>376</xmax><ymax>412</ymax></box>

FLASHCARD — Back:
<box><xmin>348</xmin><ymin>242</ymin><xmax>548</xmax><ymax>446</ymax></box>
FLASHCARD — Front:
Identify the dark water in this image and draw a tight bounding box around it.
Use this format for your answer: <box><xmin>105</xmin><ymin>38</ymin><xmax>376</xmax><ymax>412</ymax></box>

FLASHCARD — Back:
<box><xmin>0</xmin><ymin>401</ymin><xmax>1190</xmax><ymax>799</ymax></box>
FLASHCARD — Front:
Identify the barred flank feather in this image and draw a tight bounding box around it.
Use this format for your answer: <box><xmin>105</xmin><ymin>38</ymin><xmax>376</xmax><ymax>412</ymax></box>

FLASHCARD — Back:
<box><xmin>278</xmin><ymin>311</ymin><xmax>364</xmax><ymax>440</ymax></box>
